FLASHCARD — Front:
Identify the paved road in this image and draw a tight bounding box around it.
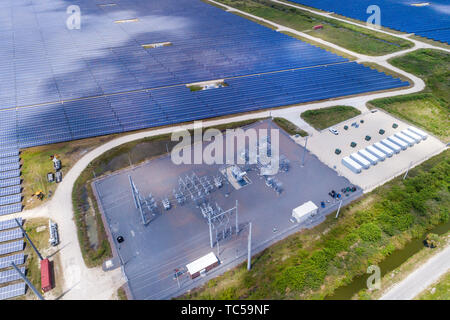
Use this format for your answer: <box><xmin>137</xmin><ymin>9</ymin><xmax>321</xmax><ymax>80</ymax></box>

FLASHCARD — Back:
<box><xmin>380</xmin><ymin>244</ymin><xmax>450</xmax><ymax>300</ymax></box>
<box><xmin>1</xmin><ymin>0</ymin><xmax>447</xmax><ymax>300</ymax></box>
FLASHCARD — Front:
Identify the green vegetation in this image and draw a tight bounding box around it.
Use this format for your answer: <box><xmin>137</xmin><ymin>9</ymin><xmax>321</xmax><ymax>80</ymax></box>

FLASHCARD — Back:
<box><xmin>213</xmin><ymin>0</ymin><xmax>412</xmax><ymax>55</ymax></box>
<box><xmin>73</xmin><ymin>118</ymin><xmax>265</xmax><ymax>267</ymax></box>
<box><xmin>21</xmin><ymin>135</ymin><xmax>118</xmax><ymax>209</ymax></box>
<box><xmin>189</xmin><ymin>85</ymin><xmax>203</xmax><ymax>92</ymax></box>
<box><xmin>301</xmin><ymin>105</ymin><xmax>361</xmax><ymax>130</ymax></box>
<box><xmin>417</xmin><ymin>271</ymin><xmax>450</xmax><ymax>300</ymax></box>
<box><xmin>117</xmin><ymin>286</ymin><xmax>128</xmax><ymax>300</ymax></box>
<box><xmin>181</xmin><ymin>150</ymin><xmax>449</xmax><ymax>299</ymax></box>
<box><xmin>369</xmin><ymin>49</ymin><xmax>450</xmax><ymax>142</ymax></box>
<box><xmin>273</xmin><ymin>117</ymin><xmax>308</xmax><ymax>136</ymax></box>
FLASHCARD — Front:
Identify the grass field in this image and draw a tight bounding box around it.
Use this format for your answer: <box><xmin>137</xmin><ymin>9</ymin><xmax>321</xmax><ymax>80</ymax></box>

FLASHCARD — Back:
<box><xmin>213</xmin><ymin>0</ymin><xmax>412</xmax><ymax>55</ymax></box>
<box><xmin>369</xmin><ymin>49</ymin><xmax>450</xmax><ymax>142</ymax></box>
<box><xmin>416</xmin><ymin>271</ymin><xmax>450</xmax><ymax>300</ymax></box>
<box><xmin>273</xmin><ymin>117</ymin><xmax>308</xmax><ymax>136</ymax></box>
<box><xmin>181</xmin><ymin>150</ymin><xmax>449</xmax><ymax>299</ymax></box>
<box><xmin>300</xmin><ymin>106</ymin><xmax>361</xmax><ymax>130</ymax></box>
<box><xmin>21</xmin><ymin>135</ymin><xmax>119</xmax><ymax>209</ymax></box>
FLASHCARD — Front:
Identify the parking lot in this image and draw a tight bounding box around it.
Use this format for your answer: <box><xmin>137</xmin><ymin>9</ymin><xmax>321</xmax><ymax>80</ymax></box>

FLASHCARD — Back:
<box><xmin>93</xmin><ymin>120</ymin><xmax>362</xmax><ymax>299</ymax></box>
<box><xmin>306</xmin><ymin>110</ymin><xmax>447</xmax><ymax>191</ymax></box>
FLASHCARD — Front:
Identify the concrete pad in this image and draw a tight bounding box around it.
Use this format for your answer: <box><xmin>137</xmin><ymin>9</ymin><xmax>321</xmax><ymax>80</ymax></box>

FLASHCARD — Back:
<box><xmin>306</xmin><ymin>110</ymin><xmax>446</xmax><ymax>191</ymax></box>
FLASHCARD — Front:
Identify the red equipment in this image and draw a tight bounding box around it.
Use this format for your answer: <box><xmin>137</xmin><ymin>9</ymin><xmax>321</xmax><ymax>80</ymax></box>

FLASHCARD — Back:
<box><xmin>40</xmin><ymin>258</ymin><xmax>52</xmax><ymax>292</ymax></box>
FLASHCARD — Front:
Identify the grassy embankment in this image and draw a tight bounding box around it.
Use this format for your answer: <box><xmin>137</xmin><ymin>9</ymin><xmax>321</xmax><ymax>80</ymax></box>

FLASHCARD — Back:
<box><xmin>369</xmin><ymin>49</ymin><xmax>450</xmax><ymax>142</ymax></box>
<box><xmin>354</xmin><ymin>231</ymin><xmax>449</xmax><ymax>300</ymax></box>
<box><xmin>273</xmin><ymin>118</ymin><xmax>308</xmax><ymax>136</ymax></box>
<box><xmin>300</xmin><ymin>106</ymin><xmax>361</xmax><ymax>130</ymax></box>
<box><xmin>416</xmin><ymin>271</ymin><xmax>450</xmax><ymax>300</ymax></box>
<box><xmin>73</xmin><ymin>118</ymin><xmax>265</xmax><ymax>267</ymax></box>
<box><xmin>181</xmin><ymin>150</ymin><xmax>449</xmax><ymax>299</ymax></box>
<box><xmin>212</xmin><ymin>0</ymin><xmax>413</xmax><ymax>56</ymax></box>
<box><xmin>21</xmin><ymin>135</ymin><xmax>119</xmax><ymax>209</ymax></box>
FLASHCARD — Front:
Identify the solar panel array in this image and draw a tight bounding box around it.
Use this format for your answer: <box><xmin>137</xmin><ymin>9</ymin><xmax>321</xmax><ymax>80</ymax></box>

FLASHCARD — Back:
<box><xmin>0</xmin><ymin>240</ymin><xmax>24</xmax><ymax>256</ymax></box>
<box><xmin>0</xmin><ymin>228</ymin><xmax>23</xmax><ymax>243</ymax></box>
<box><xmin>0</xmin><ymin>267</ymin><xmax>25</xmax><ymax>284</ymax></box>
<box><xmin>290</xmin><ymin>0</ymin><xmax>450</xmax><ymax>44</ymax></box>
<box><xmin>0</xmin><ymin>253</ymin><xmax>25</xmax><ymax>270</ymax></box>
<box><xmin>0</xmin><ymin>148</ymin><xmax>22</xmax><ymax>215</ymax></box>
<box><xmin>0</xmin><ymin>282</ymin><xmax>26</xmax><ymax>300</ymax></box>
<box><xmin>0</xmin><ymin>0</ymin><xmax>409</xmax><ymax>153</ymax></box>
<box><xmin>0</xmin><ymin>217</ymin><xmax>22</xmax><ymax>232</ymax></box>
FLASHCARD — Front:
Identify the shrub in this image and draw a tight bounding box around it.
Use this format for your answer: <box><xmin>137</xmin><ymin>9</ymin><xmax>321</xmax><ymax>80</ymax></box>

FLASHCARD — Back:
<box><xmin>358</xmin><ymin>223</ymin><xmax>382</xmax><ymax>242</ymax></box>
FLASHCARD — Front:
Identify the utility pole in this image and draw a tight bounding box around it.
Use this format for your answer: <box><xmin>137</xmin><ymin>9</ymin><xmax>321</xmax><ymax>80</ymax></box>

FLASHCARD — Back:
<box><xmin>335</xmin><ymin>199</ymin><xmax>343</xmax><ymax>219</ymax></box>
<box><xmin>403</xmin><ymin>161</ymin><xmax>413</xmax><ymax>180</ymax></box>
<box><xmin>129</xmin><ymin>175</ymin><xmax>139</xmax><ymax>209</ymax></box>
<box><xmin>11</xmin><ymin>262</ymin><xmax>45</xmax><ymax>300</ymax></box>
<box><xmin>247</xmin><ymin>222</ymin><xmax>252</xmax><ymax>271</ymax></box>
<box><xmin>15</xmin><ymin>218</ymin><xmax>43</xmax><ymax>261</ymax></box>
<box><xmin>235</xmin><ymin>200</ymin><xmax>239</xmax><ymax>234</ymax></box>
<box><xmin>301</xmin><ymin>136</ymin><xmax>309</xmax><ymax>167</ymax></box>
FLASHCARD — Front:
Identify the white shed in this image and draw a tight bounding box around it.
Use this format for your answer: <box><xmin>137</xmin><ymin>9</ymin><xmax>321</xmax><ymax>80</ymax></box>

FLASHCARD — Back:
<box><xmin>366</xmin><ymin>145</ymin><xmax>386</xmax><ymax>161</ymax></box>
<box><xmin>381</xmin><ymin>138</ymin><xmax>401</xmax><ymax>153</ymax></box>
<box><xmin>394</xmin><ymin>132</ymin><xmax>415</xmax><ymax>146</ymax></box>
<box><xmin>342</xmin><ymin>156</ymin><xmax>362</xmax><ymax>173</ymax></box>
<box><xmin>388</xmin><ymin>135</ymin><xmax>408</xmax><ymax>150</ymax></box>
<box><xmin>401</xmin><ymin>129</ymin><xmax>422</xmax><ymax>143</ymax></box>
<box><xmin>408</xmin><ymin>126</ymin><xmax>428</xmax><ymax>140</ymax></box>
<box><xmin>292</xmin><ymin>201</ymin><xmax>318</xmax><ymax>223</ymax></box>
<box><xmin>186</xmin><ymin>252</ymin><xmax>219</xmax><ymax>279</ymax></box>
<box><xmin>350</xmin><ymin>153</ymin><xmax>371</xmax><ymax>169</ymax></box>
<box><xmin>358</xmin><ymin>149</ymin><xmax>378</xmax><ymax>165</ymax></box>
<box><xmin>373</xmin><ymin>142</ymin><xmax>394</xmax><ymax>157</ymax></box>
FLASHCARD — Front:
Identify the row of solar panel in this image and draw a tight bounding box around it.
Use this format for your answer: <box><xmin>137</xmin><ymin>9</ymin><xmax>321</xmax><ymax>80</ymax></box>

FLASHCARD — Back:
<box><xmin>0</xmin><ymin>203</ymin><xmax>23</xmax><ymax>217</ymax></box>
<box><xmin>0</xmin><ymin>282</ymin><xmax>26</xmax><ymax>300</ymax></box>
<box><xmin>0</xmin><ymin>240</ymin><xmax>23</xmax><ymax>256</ymax></box>
<box><xmin>0</xmin><ymin>253</ymin><xmax>25</xmax><ymax>270</ymax></box>
<box><xmin>0</xmin><ymin>62</ymin><xmax>409</xmax><ymax>149</ymax></box>
<box><xmin>0</xmin><ymin>266</ymin><xmax>25</xmax><ymax>284</ymax></box>
<box><xmin>289</xmin><ymin>0</ymin><xmax>450</xmax><ymax>44</ymax></box>
<box><xmin>0</xmin><ymin>228</ymin><xmax>23</xmax><ymax>243</ymax></box>
<box><xmin>0</xmin><ymin>217</ymin><xmax>22</xmax><ymax>232</ymax></box>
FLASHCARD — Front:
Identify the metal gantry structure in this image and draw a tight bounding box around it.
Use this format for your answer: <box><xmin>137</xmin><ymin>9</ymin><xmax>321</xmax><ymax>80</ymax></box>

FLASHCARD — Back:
<box><xmin>129</xmin><ymin>175</ymin><xmax>155</xmax><ymax>225</ymax></box>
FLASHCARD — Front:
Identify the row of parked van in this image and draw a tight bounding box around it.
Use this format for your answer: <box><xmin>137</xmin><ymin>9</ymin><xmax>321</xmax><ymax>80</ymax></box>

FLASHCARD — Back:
<box><xmin>341</xmin><ymin>126</ymin><xmax>428</xmax><ymax>174</ymax></box>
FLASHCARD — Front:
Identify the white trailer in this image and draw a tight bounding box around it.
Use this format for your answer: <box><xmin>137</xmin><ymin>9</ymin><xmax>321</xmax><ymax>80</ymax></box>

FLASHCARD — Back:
<box><xmin>373</xmin><ymin>142</ymin><xmax>394</xmax><ymax>157</ymax></box>
<box><xmin>401</xmin><ymin>129</ymin><xmax>422</xmax><ymax>143</ymax></box>
<box><xmin>380</xmin><ymin>139</ymin><xmax>401</xmax><ymax>153</ymax></box>
<box><xmin>387</xmin><ymin>136</ymin><xmax>408</xmax><ymax>150</ymax></box>
<box><xmin>292</xmin><ymin>201</ymin><xmax>318</xmax><ymax>223</ymax></box>
<box><xmin>350</xmin><ymin>153</ymin><xmax>371</xmax><ymax>169</ymax></box>
<box><xmin>394</xmin><ymin>132</ymin><xmax>415</xmax><ymax>147</ymax></box>
<box><xmin>342</xmin><ymin>156</ymin><xmax>362</xmax><ymax>174</ymax></box>
<box><xmin>358</xmin><ymin>149</ymin><xmax>378</xmax><ymax>165</ymax></box>
<box><xmin>408</xmin><ymin>126</ymin><xmax>428</xmax><ymax>140</ymax></box>
<box><xmin>366</xmin><ymin>145</ymin><xmax>386</xmax><ymax>161</ymax></box>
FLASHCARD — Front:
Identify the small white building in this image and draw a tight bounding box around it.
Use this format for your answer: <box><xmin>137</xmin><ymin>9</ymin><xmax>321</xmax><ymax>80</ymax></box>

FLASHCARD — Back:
<box><xmin>292</xmin><ymin>201</ymin><xmax>318</xmax><ymax>224</ymax></box>
<box><xmin>186</xmin><ymin>252</ymin><xmax>219</xmax><ymax>279</ymax></box>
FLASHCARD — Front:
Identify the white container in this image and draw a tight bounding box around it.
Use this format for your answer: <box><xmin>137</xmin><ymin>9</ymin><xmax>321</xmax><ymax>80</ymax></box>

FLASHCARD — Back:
<box><xmin>373</xmin><ymin>142</ymin><xmax>394</xmax><ymax>157</ymax></box>
<box><xmin>358</xmin><ymin>149</ymin><xmax>378</xmax><ymax>165</ymax></box>
<box><xmin>366</xmin><ymin>145</ymin><xmax>386</xmax><ymax>161</ymax></box>
<box><xmin>380</xmin><ymin>139</ymin><xmax>401</xmax><ymax>153</ymax></box>
<box><xmin>401</xmin><ymin>129</ymin><xmax>422</xmax><ymax>144</ymax></box>
<box><xmin>350</xmin><ymin>153</ymin><xmax>371</xmax><ymax>169</ymax></box>
<box><xmin>394</xmin><ymin>132</ymin><xmax>415</xmax><ymax>147</ymax></box>
<box><xmin>388</xmin><ymin>136</ymin><xmax>408</xmax><ymax>150</ymax></box>
<box><xmin>408</xmin><ymin>126</ymin><xmax>428</xmax><ymax>140</ymax></box>
<box><xmin>342</xmin><ymin>156</ymin><xmax>362</xmax><ymax>174</ymax></box>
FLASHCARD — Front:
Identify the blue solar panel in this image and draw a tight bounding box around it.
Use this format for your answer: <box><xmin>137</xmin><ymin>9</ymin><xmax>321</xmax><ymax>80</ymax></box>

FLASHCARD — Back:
<box><xmin>0</xmin><ymin>218</ymin><xmax>22</xmax><ymax>232</ymax></box>
<box><xmin>0</xmin><ymin>282</ymin><xmax>26</xmax><ymax>300</ymax></box>
<box><xmin>0</xmin><ymin>194</ymin><xmax>21</xmax><ymax>206</ymax></box>
<box><xmin>0</xmin><ymin>203</ymin><xmax>23</xmax><ymax>216</ymax></box>
<box><xmin>0</xmin><ymin>240</ymin><xmax>24</xmax><ymax>256</ymax></box>
<box><xmin>0</xmin><ymin>253</ymin><xmax>25</xmax><ymax>270</ymax></box>
<box><xmin>289</xmin><ymin>0</ymin><xmax>450</xmax><ymax>44</ymax></box>
<box><xmin>0</xmin><ymin>228</ymin><xmax>23</xmax><ymax>243</ymax></box>
<box><xmin>0</xmin><ymin>0</ymin><xmax>410</xmax><ymax>150</ymax></box>
<box><xmin>0</xmin><ymin>267</ymin><xmax>25</xmax><ymax>284</ymax></box>
<box><xmin>0</xmin><ymin>178</ymin><xmax>21</xmax><ymax>189</ymax></box>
